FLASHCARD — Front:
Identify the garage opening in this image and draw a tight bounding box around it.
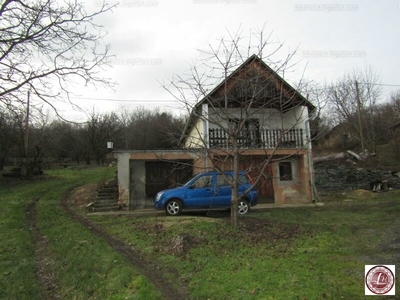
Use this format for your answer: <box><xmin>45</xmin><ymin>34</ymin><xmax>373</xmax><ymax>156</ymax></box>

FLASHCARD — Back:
<box><xmin>145</xmin><ymin>160</ymin><xmax>193</xmax><ymax>198</ymax></box>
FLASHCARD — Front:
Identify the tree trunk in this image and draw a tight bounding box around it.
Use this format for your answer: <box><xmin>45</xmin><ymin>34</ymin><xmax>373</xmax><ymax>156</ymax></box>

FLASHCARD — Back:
<box><xmin>230</xmin><ymin>146</ymin><xmax>240</xmax><ymax>228</ymax></box>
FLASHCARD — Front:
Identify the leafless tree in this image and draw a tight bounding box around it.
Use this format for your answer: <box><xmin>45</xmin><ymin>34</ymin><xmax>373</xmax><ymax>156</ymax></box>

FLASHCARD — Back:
<box><xmin>0</xmin><ymin>111</ymin><xmax>19</xmax><ymax>170</ymax></box>
<box><xmin>162</xmin><ymin>28</ymin><xmax>315</xmax><ymax>227</ymax></box>
<box><xmin>80</xmin><ymin>110</ymin><xmax>121</xmax><ymax>165</ymax></box>
<box><xmin>0</xmin><ymin>0</ymin><xmax>115</xmax><ymax>117</ymax></box>
<box><xmin>116</xmin><ymin>106</ymin><xmax>186</xmax><ymax>150</ymax></box>
<box><xmin>326</xmin><ymin>66</ymin><xmax>382</xmax><ymax>152</ymax></box>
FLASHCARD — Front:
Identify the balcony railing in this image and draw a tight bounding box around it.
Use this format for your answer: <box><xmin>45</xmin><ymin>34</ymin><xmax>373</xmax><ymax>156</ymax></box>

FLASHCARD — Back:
<box><xmin>208</xmin><ymin>128</ymin><xmax>304</xmax><ymax>149</ymax></box>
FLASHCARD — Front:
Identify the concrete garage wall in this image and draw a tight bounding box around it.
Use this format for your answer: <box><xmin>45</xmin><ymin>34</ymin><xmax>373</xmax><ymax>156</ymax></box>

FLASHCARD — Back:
<box><xmin>130</xmin><ymin>160</ymin><xmax>146</xmax><ymax>209</ymax></box>
<box><xmin>115</xmin><ymin>150</ymin><xmax>204</xmax><ymax>210</ymax></box>
<box><xmin>116</xmin><ymin>152</ymin><xmax>130</xmax><ymax>205</ymax></box>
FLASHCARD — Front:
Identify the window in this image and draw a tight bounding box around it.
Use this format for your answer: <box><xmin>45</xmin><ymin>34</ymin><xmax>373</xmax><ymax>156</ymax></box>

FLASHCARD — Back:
<box><xmin>279</xmin><ymin>162</ymin><xmax>292</xmax><ymax>181</ymax></box>
<box><xmin>193</xmin><ymin>175</ymin><xmax>213</xmax><ymax>188</ymax></box>
<box><xmin>216</xmin><ymin>174</ymin><xmax>233</xmax><ymax>186</ymax></box>
<box><xmin>239</xmin><ymin>174</ymin><xmax>251</xmax><ymax>184</ymax></box>
<box><xmin>216</xmin><ymin>173</ymin><xmax>250</xmax><ymax>185</ymax></box>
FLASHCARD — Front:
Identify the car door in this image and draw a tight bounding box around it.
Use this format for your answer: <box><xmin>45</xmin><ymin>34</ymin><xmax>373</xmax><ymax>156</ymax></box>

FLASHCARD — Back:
<box><xmin>212</xmin><ymin>174</ymin><xmax>233</xmax><ymax>208</ymax></box>
<box><xmin>184</xmin><ymin>174</ymin><xmax>214</xmax><ymax>209</ymax></box>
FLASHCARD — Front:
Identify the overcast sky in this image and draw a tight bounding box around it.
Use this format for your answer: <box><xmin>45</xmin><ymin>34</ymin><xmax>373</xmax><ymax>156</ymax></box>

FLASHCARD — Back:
<box><xmin>57</xmin><ymin>0</ymin><xmax>400</xmax><ymax>121</ymax></box>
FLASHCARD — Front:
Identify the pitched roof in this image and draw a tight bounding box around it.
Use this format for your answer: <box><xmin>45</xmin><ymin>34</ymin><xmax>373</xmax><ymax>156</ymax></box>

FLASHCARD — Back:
<box><xmin>388</xmin><ymin>121</ymin><xmax>400</xmax><ymax>131</ymax></box>
<box><xmin>180</xmin><ymin>54</ymin><xmax>316</xmax><ymax>144</ymax></box>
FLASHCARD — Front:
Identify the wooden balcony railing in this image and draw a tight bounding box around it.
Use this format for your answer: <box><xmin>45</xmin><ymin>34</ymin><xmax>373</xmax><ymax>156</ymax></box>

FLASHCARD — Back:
<box><xmin>208</xmin><ymin>128</ymin><xmax>304</xmax><ymax>149</ymax></box>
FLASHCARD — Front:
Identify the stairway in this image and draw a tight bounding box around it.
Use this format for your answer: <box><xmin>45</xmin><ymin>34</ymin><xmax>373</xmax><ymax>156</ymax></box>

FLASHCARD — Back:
<box><xmin>91</xmin><ymin>173</ymin><xmax>120</xmax><ymax>212</ymax></box>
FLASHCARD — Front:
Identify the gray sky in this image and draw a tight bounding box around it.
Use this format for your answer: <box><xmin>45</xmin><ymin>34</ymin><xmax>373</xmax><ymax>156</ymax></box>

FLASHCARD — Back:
<box><xmin>57</xmin><ymin>0</ymin><xmax>400</xmax><ymax>121</ymax></box>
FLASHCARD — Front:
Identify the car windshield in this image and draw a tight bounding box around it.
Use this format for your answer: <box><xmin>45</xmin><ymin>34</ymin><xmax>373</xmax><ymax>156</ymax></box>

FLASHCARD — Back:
<box><xmin>183</xmin><ymin>175</ymin><xmax>200</xmax><ymax>187</ymax></box>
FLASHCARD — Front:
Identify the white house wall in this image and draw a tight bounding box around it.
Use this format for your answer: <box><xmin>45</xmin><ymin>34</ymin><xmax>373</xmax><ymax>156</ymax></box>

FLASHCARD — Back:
<box><xmin>283</xmin><ymin>105</ymin><xmax>309</xmax><ymax>144</ymax></box>
<box><xmin>207</xmin><ymin>107</ymin><xmax>308</xmax><ymax>130</ymax></box>
<box><xmin>184</xmin><ymin>117</ymin><xmax>205</xmax><ymax>148</ymax></box>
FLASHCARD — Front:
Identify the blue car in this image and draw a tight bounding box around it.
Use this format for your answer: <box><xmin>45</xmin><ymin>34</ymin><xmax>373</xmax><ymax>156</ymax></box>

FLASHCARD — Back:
<box><xmin>154</xmin><ymin>171</ymin><xmax>258</xmax><ymax>216</ymax></box>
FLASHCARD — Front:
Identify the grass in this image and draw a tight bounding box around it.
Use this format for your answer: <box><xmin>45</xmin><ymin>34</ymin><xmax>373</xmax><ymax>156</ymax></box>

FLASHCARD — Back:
<box><xmin>1</xmin><ymin>166</ymin><xmax>399</xmax><ymax>299</ymax></box>
<box><xmin>0</xmin><ymin>166</ymin><xmax>161</xmax><ymax>300</ymax></box>
<box><xmin>90</xmin><ymin>192</ymin><xmax>400</xmax><ymax>299</ymax></box>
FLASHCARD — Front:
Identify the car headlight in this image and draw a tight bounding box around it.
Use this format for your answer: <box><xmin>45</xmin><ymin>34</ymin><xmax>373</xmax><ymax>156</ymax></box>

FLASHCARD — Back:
<box><xmin>156</xmin><ymin>192</ymin><xmax>163</xmax><ymax>201</ymax></box>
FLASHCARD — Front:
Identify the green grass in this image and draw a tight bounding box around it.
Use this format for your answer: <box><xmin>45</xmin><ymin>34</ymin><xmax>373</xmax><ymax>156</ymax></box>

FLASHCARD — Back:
<box><xmin>91</xmin><ymin>193</ymin><xmax>400</xmax><ymax>299</ymax></box>
<box><xmin>2</xmin><ymin>166</ymin><xmax>398</xmax><ymax>299</ymax></box>
<box><xmin>0</xmin><ymin>166</ymin><xmax>161</xmax><ymax>300</ymax></box>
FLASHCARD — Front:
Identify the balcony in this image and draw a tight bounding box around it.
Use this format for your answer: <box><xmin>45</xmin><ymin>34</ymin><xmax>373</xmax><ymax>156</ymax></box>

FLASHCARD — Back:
<box><xmin>208</xmin><ymin>128</ymin><xmax>304</xmax><ymax>149</ymax></box>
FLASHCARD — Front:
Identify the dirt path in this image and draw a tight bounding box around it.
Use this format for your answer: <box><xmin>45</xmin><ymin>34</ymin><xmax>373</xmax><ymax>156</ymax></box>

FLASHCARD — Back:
<box><xmin>61</xmin><ymin>189</ymin><xmax>189</xmax><ymax>300</ymax></box>
<box><xmin>27</xmin><ymin>198</ymin><xmax>61</xmax><ymax>299</ymax></box>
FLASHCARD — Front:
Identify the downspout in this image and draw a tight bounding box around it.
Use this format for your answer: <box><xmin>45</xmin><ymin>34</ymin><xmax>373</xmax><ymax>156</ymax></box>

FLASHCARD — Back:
<box><xmin>202</xmin><ymin>103</ymin><xmax>209</xmax><ymax>171</ymax></box>
<box><xmin>305</xmin><ymin>118</ymin><xmax>315</xmax><ymax>203</ymax></box>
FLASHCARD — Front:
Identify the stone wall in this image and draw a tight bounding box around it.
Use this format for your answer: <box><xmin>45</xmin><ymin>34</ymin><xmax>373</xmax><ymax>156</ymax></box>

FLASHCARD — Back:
<box><xmin>314</xmin><ymin>165</ymin><xmax>400</xmax><ymax>192</ymax></box>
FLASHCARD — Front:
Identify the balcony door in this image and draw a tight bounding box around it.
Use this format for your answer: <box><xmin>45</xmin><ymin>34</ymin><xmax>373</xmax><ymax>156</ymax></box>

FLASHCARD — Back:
<box><xmin>229</xmin><ymin>118</ymin><xmax>261</xmax><ymax>148</ymax></box>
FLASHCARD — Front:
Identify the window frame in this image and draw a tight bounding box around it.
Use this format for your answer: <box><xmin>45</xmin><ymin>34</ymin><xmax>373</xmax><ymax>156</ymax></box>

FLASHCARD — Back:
<box><xmin>278</xmin><ymin>161</ymin><xmax>293</xmax><ymax>181</ymax></box>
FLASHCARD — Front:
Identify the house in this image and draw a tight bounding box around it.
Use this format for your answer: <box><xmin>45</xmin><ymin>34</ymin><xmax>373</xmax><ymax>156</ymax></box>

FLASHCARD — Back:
<box><xmin>317</xmin><ymin>122</ymin><xmax>358</xmax><ymax>150</ymax></box>
<box><xmin>388</xmin><ymin>121</ymin><xmax>400</xmax><ymax>138</ymax></box>
<box><xmin>114</xmin><ymin>54</ymin><xmax>316</xmax><ymax>209</ymax></box>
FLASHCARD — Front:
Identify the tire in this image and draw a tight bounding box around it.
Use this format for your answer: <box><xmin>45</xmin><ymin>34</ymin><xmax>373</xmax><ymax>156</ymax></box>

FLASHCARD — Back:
<box><xmin>165</xmin><ymin>199</ymin><xmax>183</xmax><ymax>216</ymax></box>
<box><xmin>238</xmin><ymin>200</ymin><xmax>250</xmax><ymax>215</ymax></box>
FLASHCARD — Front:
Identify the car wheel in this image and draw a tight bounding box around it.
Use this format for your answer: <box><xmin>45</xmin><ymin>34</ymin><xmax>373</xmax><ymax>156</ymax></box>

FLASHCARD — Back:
<box><xmin>165</xmin><ymin>199</ymin><xmax>182</xmax><ymax>216</ymax></box>
<box><xmin>238</xmin><ymin>200</ymin><xmax>250</xmax><ymax>215</ymax></box>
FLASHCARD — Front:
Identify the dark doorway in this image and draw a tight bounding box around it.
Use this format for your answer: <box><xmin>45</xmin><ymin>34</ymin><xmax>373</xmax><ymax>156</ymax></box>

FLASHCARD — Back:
<box><xmin>145</xmin><ymin>160</ymin><xmax>193</xmax><ymax>198</ymax></box>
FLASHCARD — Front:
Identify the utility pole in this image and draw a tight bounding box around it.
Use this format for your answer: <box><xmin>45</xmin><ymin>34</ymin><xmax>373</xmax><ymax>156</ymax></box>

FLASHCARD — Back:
<box><xmin>355</xmin><ymin>81</ymin><xmax>365</xmax><ymax>154</ymax></box>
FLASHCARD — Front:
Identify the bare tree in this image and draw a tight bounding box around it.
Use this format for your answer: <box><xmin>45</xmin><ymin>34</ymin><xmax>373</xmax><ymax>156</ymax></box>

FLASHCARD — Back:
<box><xmin>326</xmin><ymin>67</ymin><xmax>382</xmax><ymax>153</ymax></box>
<box><xmin>0</xmin><ymin>0</ymin><xmax>115</xmax><ymax>116</ymax></box>
<box><xmin>116</xmin><ymin>106</ymin><xmax>186</xmax><ymax>150</ymax></box>
<box><xmin>80</xmin><ymin>110</ymin><xmax>121</xmax><ymax>165</ymax></box>
<box><xmin>163</xmin><ymin>28</ymin><xmax>315</xmax><ymax>227</ymax></box>
<box><xmin>0</xmin><ymin>111</ymin><xmax>19</xmax><ymax>170</ymax></box>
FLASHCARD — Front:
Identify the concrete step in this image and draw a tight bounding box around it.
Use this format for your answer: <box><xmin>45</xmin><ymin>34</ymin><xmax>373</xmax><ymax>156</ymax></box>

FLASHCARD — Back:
<box><xmin>95</xmin><ymin>199</ymin><xmax>119</xmax><ymax>205</ymax></box>
<box><xmin>92</xmin><ymin>206</ymin><xmax>120</xmax><ymax>212</ymax></box>
<box><xmin>97</xmin><ymin>192</ymin><xmax>118</xmax><ymax>197</ymax></box>
<box><xmin>96</xmin><ymin>197</ymin><xmax>118</xmax><ymax>202</ymax></box>
<box><xmin>97</xmin><ymin>190</ymin><xmax>118</xmax><ymax>195</ymax></box>
<box><xmin>97</xmin><ymin>195</ymin><xmax>118</xmax><ymax>200</ymax></box>
<box><xmin>98</xmin><ymin>188</ymin><xmax>118</xmax><ymax>193</ymax></box>
<box><xmin>93</xmin><ymin>204</ymin><xmax>119</xmax><ymax>209</ymax></box>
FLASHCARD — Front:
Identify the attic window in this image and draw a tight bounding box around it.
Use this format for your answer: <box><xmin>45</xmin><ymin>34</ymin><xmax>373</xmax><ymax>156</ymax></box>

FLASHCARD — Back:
<box><xmin>279</xmin><ymin>162</ymin><xmax>292</xmax><ymax>181</ymax></box>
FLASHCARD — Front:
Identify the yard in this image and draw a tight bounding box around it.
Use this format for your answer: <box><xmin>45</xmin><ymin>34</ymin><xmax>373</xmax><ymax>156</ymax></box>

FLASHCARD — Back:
<box><xmin>0</xmin><ymin>167</ymin><xmax>161</xmax><ymax>300</ymax></box>
<box><xmin>90</xmin><ymin>195</ymin><xmax>399</xmax><ymax>299</ymax></box>
<box><xmin>0</xmin><ymin>166</ymin><xmax>399</xmax><ymax>299</ymax></box>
